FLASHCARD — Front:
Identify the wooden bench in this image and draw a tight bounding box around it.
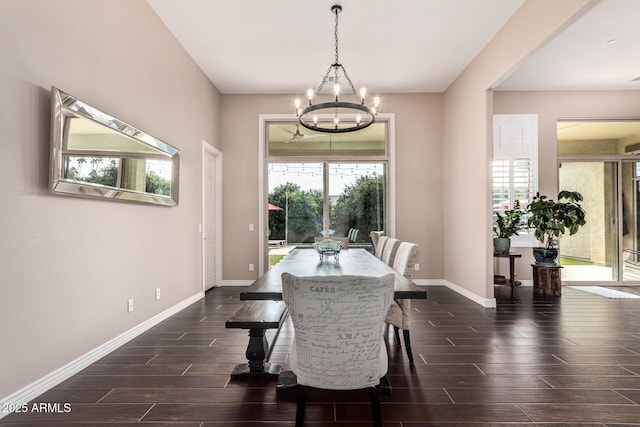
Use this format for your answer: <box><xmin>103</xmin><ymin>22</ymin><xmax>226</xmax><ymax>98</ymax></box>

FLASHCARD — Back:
<box><xmin>225</xmin><ymin>300</ymin><xmax>288</xmax><ymax>378</ymax></box>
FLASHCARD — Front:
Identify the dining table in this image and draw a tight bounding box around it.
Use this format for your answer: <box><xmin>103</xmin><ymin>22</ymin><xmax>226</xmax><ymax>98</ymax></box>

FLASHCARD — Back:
<box><xmin>237</xmin><ymin>246</ymin><xmax>426</xmax><ymax>393</ymax></box>
<box><xmin>241</xmin><ymin>247</ymin><xmax>428</xmax><ymax>301</ymax></box>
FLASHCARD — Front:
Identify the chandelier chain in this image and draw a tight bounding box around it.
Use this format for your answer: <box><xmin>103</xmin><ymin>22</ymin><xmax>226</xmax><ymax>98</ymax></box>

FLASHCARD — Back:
<box><xmin>316</xmin><ymin>64</ymin><xmax>334</xmax><ymax>94</ymax></box>
<box><xmin>340</xmin><ymin>65</ymin><xmax>358</xmax><ymax>96</ymax></box>
<box><xmin>334</xmin><ymin>8</ymin><xmax>340</xmax><ymax>64</ymax></box>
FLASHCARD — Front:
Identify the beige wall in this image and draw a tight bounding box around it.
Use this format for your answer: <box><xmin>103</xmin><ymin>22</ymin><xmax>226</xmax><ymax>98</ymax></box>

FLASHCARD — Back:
<box><xmin>0</xmin><ymin>0</ymin><xmax>620</xmax><ymax>404</ymax></box>
<box><xmin>494</xmin><ymin>91</ymin><xmax>640</xmax><ymax>279</ymax></box>
<box><xmin>0</xmin><ymin>0</ymin><xmax>221</xmax><ymax>399</ymax></box>
<box><xmin>443</xmin><ymin>0</ymin><xmax>597</xmax><ymax>302</ymax></box>
<box><xmin>220</xmin><ymin>93</ymin><xmax>444</xmax><ymax>281</ymax></box>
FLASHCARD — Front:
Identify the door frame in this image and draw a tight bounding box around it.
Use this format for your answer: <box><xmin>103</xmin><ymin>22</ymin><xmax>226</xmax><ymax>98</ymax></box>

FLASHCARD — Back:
<box><xmin>202</xmin><ymin>141</ymin><xmax>223</xmax><ymax>290</ymax></box>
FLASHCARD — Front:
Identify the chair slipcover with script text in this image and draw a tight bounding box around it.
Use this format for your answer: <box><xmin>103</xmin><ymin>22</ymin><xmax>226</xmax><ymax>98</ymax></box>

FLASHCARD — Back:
<box><xmin>374</xmin><ymin>235</ymin><xmax>389</xmax><ymax>259</ymax></box>
<box><xmin>282</xmin><ymin>272</ymin><xmax>395</xmax><ymax>427</ymax></box>
<box><xmin>385</xmin><ymin>242</ymin><xmax>419</xmax><ymax>364</ymax></box>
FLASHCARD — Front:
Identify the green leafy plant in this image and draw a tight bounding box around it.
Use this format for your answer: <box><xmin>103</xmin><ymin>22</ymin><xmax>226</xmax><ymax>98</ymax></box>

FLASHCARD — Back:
<box><xmin>493</xmin><ymin>200</ymin><xmax>525</xmax><ymax>238</ymax></box>
<box><xmin>527</xmin><ymin>191</ymin><xmax>587</xmax><ymax>248</ymax></box>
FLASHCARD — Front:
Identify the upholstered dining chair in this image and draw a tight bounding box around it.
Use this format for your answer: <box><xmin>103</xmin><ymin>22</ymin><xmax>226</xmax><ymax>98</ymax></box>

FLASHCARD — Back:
<box><xmin>374</xmin><ymin>235</ymin><xmax>389</xmax><ymax>259</ymax></box>
<box><xmin>380</xmin><ymin>238</ymin><xmax>400</xmax><ymax>266</ymax></box>
<box><xmin>369</xmin><ymin>231</ymin><xmax>384</xmax><ymax>251</ymax></box>
<box><xmin>281</xmin><ymin>272</ymin><xmax>395</xmax><ymax>427</ymax></box>
<box><xmin>385</xmin><ymin>242</ymin><xmax>419</xmax><ymax>364</ymax></box>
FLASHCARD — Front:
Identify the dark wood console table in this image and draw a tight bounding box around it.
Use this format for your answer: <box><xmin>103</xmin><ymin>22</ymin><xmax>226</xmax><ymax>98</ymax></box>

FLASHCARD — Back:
<box><xmin>494</xmin><ymin>252</ymin><xmax>521</xmax><ymax>299</ymax></box>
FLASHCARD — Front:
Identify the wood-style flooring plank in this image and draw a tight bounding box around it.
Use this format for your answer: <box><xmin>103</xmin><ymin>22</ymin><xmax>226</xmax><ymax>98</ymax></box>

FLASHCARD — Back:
<box><xmin>3</xmin><ymin>285</ymin><xmax>640</xmax><ymax>426</ymax></box>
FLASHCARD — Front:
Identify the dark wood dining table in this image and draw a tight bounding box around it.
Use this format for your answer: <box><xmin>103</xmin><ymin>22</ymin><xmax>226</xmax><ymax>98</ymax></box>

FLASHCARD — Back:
<box><xmin>241</xmin><ymin>247</ymin><xmax>427</xmax><ymax>301</ymax></box>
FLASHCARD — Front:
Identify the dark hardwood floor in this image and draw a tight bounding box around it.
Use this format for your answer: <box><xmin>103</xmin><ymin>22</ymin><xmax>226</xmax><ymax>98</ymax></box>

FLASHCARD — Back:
<box><xmin>3</xmin><ymin>284</ymin><xmax>640</xmax><ymax>426</ymax></box>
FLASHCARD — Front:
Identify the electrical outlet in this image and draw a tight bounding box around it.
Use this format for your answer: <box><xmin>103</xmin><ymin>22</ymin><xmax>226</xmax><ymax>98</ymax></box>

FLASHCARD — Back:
<box><xmin>414</xmin><ymin>263</ymin><xmax>420</xmax><ymax>271</ymax></box>
<box><xmin>249</xmin><ymin>263</ymin><xmax>255</xmax><ymax>272</ymax></box>
<box><xmin>127</xmin><ymin>299</ymin><xmax>134</xmax><ymax>313</ymax></box>
<box><xmin>155</xmin><ymin>288</ymin><xmax>161</xmax><ymax>300</ymax></box>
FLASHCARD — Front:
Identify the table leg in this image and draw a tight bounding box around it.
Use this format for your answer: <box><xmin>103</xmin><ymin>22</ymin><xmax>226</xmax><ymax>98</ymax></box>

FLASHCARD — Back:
<box><xmin>509</xmin><ymin>256</ymin><xmax>516</xmax><ymax>299</ymax></box>
<box><xmin>230</xmin><ymin>328</ymin><xmax>282</xmax><ymax>378</ymax></box>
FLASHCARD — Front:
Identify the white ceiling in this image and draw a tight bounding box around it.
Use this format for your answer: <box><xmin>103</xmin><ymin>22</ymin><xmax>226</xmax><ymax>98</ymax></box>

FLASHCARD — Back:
<box><xmin>146</xmin><ymin>0</ymin><xmax>525</xmax><ymax>93</ymax></box>
<box><xmin>146</xmin><ymin>0</ymin><xmax>640</xmax><ymax>94</ymax></box>
<box><xmin>497</xmin><ymin>0</ymin><xmax>640</xmax><ymax>91</ymax></box>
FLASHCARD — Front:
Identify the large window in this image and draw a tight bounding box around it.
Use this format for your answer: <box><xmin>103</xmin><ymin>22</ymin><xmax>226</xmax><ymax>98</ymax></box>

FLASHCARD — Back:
<box><xmin>492</xmin><ymin>114</ymin><xmax>538</xmax><ymax>246</ymax></box>
<box><xmin>266</xmin><ymin>121</ymin><xmax>388</xmax><ymax>261</ymax></box>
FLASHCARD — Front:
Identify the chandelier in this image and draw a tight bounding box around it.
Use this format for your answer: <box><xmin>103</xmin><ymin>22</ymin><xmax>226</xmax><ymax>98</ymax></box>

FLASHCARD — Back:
<box><xmin>294</xmin><ymin>5</ymin><xmax>379</xmax><ymax>134</ymax></box>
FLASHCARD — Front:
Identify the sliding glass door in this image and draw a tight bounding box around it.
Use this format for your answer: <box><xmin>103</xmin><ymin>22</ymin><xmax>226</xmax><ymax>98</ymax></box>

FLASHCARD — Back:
<box><xmin>328</xmin><ymin>163</ymin><xmax>385</xmax><ymax>240</ymax></box>
<box><xmin>267</xmin><ymin>162</ymin><xmax>386</xmax><ymax>252</ymax></box>
<box><xmin>622</xmin><ymin>162</ymin><xmax>640</xmax><ymax>281</ymax></box>
<box><xmin>558</xmin><ymin>161</ymin><xmax>618</xmax><ymax>281</ymax></box>
<box><xmin>558</xmin><ymin>160</ymin><xmax>640</xmax><ymax>283</ymax></box>
<box><xmin>556</xmin><ymin>120</ymin><xmax>640</xmax><ymax>284</ymax></box>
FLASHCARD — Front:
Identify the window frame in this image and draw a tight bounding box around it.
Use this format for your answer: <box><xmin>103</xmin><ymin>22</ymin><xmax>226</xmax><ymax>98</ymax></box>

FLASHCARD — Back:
<box><xmin>493</xmin><ymin>114</ymin><xmax>538</xmax><ymax>247</ymax></box>
<box><xmin>258</xmin><ymin>114</ymin><xmax>396</xmax><ymax>274</ymax></box>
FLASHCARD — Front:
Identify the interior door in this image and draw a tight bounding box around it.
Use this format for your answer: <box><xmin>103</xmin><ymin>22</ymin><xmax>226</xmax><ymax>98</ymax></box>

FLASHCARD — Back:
<box><xmin>204</xmin><ymin>149</ymin><xmax>216</xmax><ymax>290</ymax></box>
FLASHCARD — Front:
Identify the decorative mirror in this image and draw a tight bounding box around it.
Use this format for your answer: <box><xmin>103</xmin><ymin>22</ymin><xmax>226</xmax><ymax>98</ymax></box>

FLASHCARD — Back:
<box><xmin>49</xmin><ymin>87</ymin><xmax>180</xmax><ymax>206</ymax></box>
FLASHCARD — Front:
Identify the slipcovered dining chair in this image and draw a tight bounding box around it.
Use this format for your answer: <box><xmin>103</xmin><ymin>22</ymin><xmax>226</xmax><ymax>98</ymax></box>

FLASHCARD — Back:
<box><xmin>369</xmin><ymin>231</ymin><xmax>384</xmax><ymax>251</ymax></box>
<box><xmin>281</xmin><ymin>272</ymin><xmax>395</xmax><ymax>427</ymax></box>
<box><xmin>381</xmin><ymin>238</ymin><xmax>400</xmax><ymax>266</ymax></box>
<box><xmin>374</xmin><ymin>235</ymin><xmax>389</xmax><ymax>259</ymax></box>
<box><xmin>385</xmin><ymin>242</ymin><xmax>419</xmax><ymax>364</ymax></box>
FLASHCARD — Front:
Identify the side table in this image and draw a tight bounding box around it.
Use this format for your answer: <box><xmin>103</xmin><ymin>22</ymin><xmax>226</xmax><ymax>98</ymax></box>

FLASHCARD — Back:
<box><xmin>494</xmin><ymin>252</ymin><xmax>522</xmax><ymax>298</ymax></box>
<box><xmin>532</xmin><ymin>264</ymin><xmax>563</xmax><ymax>296</ymax></box>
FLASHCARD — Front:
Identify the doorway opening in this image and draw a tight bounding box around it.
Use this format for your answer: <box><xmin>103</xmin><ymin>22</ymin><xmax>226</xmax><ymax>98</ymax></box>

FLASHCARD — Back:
<box><xmin>557</xmin><ymin>120</ymin><xmax>640</xmax><ymax>283</ymax></box>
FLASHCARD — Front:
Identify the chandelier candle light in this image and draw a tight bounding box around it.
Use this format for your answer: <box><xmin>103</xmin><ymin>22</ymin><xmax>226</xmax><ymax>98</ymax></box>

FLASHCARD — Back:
<box><xmin>294</xmin><ymin>5</ymin><xmax>379</xmax><ymax>133</ymax></box>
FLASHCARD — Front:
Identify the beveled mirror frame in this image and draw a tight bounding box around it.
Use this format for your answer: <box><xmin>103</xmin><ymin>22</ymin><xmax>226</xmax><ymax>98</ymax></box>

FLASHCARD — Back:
<box><xmin>49</xmin><ymin>87</ymin><xmax>180</xmax><ymax>206</ymax></box>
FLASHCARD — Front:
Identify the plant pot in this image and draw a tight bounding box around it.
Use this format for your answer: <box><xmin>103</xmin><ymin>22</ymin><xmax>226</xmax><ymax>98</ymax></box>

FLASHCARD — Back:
<box><xmin>532</xmin><ymin>247</ymin><xmax>558</xmax><ymax>265</ymax></box>
<box><xmin>493</xmin><ymin>237</ymin><xmax>511</xmax><ymax>254</ymax></box>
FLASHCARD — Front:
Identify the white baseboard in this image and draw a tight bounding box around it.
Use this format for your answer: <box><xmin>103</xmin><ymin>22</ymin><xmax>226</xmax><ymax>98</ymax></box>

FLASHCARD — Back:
<box><xmin>0</xmin><ymin>291</ymin><xmax>204</xmax><ymax>419</ymax></box>
<box><xmin>413</xmin><ymin>278</ymin><xmax>447</xmax><ymax>286</ymax></box>
<box><xmin>443</xmin><ymin>280</ymin><xmax>497</xmax><ymax>308</ymax></box>
<box><xmin>414</xmin><ymin>278</ymin><xmax>496</xmax><ymax>308</ymax></box>
<box><xmin>220</xmin><ymin>280</ymin><xmax>254</xmax><ymax>287</ymax></box>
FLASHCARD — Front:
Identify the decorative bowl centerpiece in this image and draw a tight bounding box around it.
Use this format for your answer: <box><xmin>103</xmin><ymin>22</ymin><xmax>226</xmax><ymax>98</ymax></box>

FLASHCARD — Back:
<box><xmin>313</xmin><ymin>239</ymin><xmax>344</xmax><ymax>262</ymax></box>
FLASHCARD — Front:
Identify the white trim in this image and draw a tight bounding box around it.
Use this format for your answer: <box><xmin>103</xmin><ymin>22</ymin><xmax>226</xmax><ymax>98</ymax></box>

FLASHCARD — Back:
<box><xmin>257</xmin><ymin>113</ymin><xmax>397</xmax><ymax>275</ymax></box>
<box><xmin>0</xmin><ymin>291</ymin><xmax>204</xmax><ymax>419</ymax></box>
<box><xmin>202</xmin><ymin>141</ymin><xmax>223</xmax><ymax>290</ymax></box>
<box><xmin>258</xmin><ymin>114</ymin><xmax>280</xmax><ymax>274</ymax></box>
<box><xmin>413</xmin><ymin>279</ymin><xmax>447</xmax><ymax>286</ymax></box>
<box><xmin>413</xmin><ymin>279</ymin><xmax>497</xmax><ymax>307</ymax></box>
<box><xmin>220</xmin><ymin>280</ymin><xmax>255</xmax><ymax>287</ymax></box>
<box><xmin>444</xmin><ymin>280</ymin><xmax>497</xmax><ymax>308</ymax></box>
<box><xmin>386</xmin><ymin>114</ymin><xmax>397</xmax><ymax>237</ymax></box>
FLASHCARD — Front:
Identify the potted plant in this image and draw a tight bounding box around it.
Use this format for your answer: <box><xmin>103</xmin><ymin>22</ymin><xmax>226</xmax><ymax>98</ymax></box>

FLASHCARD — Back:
<box><xmin>493</xmin><ymin>200</ymin><xmax>525</xmax><ymax>254</ymax></box>
<box><xmin>527</xmin><ymin>190</ymin><xmax>587</xmax><ymax>265</ymax></box>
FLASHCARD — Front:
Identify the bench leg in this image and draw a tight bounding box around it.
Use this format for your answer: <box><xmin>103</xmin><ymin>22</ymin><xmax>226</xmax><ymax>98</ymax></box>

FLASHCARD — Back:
<box><xmin>247</xmin><ymin>328</ymin><xmax>269</xmax><ymax>372</ymax></box>
<box><xmin>231</xmin><ymin>328</ymin><xmax>282</xmax><ymax>378</ymax></box>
